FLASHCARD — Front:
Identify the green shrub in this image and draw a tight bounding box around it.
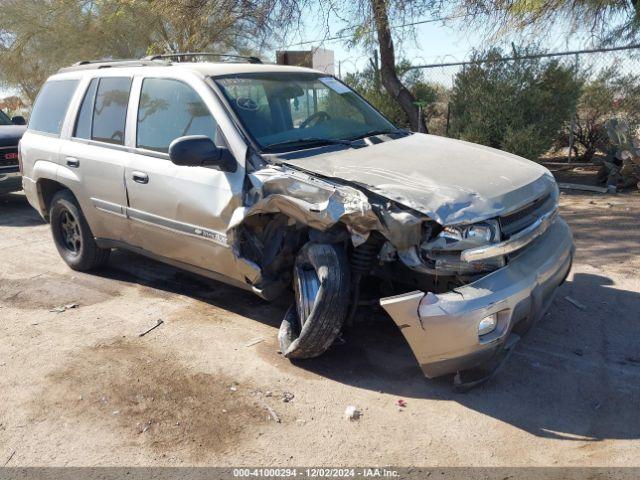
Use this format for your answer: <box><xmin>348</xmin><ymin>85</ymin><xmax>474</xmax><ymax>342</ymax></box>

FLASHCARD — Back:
<box><xmin>449</xmin><ymin>48</ymin><xmax>582</xmax><ymax>159</ymax></box>
<box><xmin>503</xmin><ymin>125</ymin><xmax>550</xmax><ymax>160</ymax></box>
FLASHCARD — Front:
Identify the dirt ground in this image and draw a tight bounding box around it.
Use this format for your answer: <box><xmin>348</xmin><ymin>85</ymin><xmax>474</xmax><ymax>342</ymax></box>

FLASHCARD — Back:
<box><xmin>1</xmin><ymin>189</ymin><xmax>639</xmax><ymax>467</ymax></box>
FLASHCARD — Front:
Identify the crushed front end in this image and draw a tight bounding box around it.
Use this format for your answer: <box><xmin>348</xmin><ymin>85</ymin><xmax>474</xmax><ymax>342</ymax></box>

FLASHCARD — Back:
<box><xmin>231</xmin><ymin>148</ymin><xmax>573</xmax><ymax>379</ymax></box>
<box><xmin>381</xmin><ymin>196</ymin><xmax>574</xmax><ymax>378</ymax></box>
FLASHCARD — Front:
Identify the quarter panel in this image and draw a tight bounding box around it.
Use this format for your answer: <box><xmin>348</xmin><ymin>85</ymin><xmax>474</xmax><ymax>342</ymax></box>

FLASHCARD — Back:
<box><xmin>20</xmin><ymin>131</ymin><xmax>61</xmax><ymax>177</ymax></box>
<box><xmin>20</xmin><ymin>131</ymin><xmax>63</xmax><ymax>213</ymax></box>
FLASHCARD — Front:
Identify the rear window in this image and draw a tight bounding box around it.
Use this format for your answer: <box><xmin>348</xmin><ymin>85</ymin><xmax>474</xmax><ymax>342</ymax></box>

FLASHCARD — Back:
<box><xmin>29</xmin><ymin>80</ymin><xmax>79</xmax><ymax>135</ymax></box>
<box><xmin>92</xmin><ymin>77</ymin><xmax>132</xmax><ymax>145</ymax></box>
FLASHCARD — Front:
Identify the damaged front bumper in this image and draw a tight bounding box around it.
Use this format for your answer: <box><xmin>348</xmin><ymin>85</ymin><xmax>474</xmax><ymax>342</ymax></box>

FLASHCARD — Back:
<box><xmin>380</xmin><ymin>217</ymin><xmax>574</xmax><ymax>378</ymax></box>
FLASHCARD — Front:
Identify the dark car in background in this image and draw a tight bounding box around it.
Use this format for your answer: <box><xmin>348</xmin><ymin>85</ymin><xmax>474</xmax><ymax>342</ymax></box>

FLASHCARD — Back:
<box><xmin>0</xmin><ymin>109</ymin><xmax>26</xmax><ymax>194</ymax></box>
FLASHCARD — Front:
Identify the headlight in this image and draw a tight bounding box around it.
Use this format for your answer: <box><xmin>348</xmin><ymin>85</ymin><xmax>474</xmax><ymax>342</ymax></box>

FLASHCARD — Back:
<box><xmin>467</xmin><ymin>224</ymin><xmax>497</xmax><ymax>243</ymax></box>
<box><xmin>438</xmin><ymin>220</ymin><xmax>500</xmax><ymax>246</ymax></box>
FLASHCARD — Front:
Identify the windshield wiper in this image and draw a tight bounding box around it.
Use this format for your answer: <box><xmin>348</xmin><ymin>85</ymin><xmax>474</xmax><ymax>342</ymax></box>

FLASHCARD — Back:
<box><xmin>348</xmin><ymin>129</ymin><xmax>408</xmax><ymax>141</ymax></box>
<box><xmin>262</xmin><ymin>137</ymin><xmax>356</xmax><ymax>152</ymax></box>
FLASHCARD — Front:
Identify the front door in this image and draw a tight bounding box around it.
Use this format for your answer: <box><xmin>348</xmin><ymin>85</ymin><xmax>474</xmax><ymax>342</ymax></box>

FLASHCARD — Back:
<box><xmin>124</xmin><ymin>76</ymin><xmax>244</xmax><ymax>276</ymax></box>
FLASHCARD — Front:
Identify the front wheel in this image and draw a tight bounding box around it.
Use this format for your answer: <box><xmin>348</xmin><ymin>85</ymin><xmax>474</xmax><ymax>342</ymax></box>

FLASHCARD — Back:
<box><xmin>50</xmin><ymin>190</ymin><xmax>110</xmax><ymax>271</ymax></box>
<box><xmin>278</xmin><ymin>242</ymin><xmax>351</xmax><ymax>359</ymax></box>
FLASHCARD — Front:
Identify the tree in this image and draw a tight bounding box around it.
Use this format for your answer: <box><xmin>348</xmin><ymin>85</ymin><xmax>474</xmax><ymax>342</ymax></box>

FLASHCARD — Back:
<box><xmin>449</xmin><ymin>47</ymin><xmax>582</xmax><ymax>160</ymax></box>
<box><xmin>136</xmin><ymin>0</ymin><xmax>281</xmax><ymax>54</ymax></box>
<box><xmin>0</xmin><ymin>0</ymin><xmax>150</xmax><ymax>103</ymax></box>
<box><xmin>0</xmin><ymin>0</ymin><xmax>284</xmax><ymax>103</ymax></box>
<box><xmin>369</xmin><ymin>0</ymin><xmax>429</xmax><ymax>132</ymax></box>
<box><xmin>456</xmin><ymin>0</ymin><xmax>639</xmax><ymax>44</ymax></box>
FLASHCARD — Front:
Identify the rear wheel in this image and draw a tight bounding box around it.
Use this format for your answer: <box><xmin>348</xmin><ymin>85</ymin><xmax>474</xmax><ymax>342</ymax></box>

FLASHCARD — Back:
<box><xmin>50</xmin><ymin>190</ymin><xmax>110</xmax><ymax>271</ymax></box>
<box><xmin>278</xmin><ymin>242</ymin><xmax>351</xmax><ymax>359</ymax></box>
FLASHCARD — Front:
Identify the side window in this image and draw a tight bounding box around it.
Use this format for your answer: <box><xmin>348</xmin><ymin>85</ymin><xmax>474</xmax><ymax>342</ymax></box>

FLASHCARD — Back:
<box><xmin>137</xmin><ymin>78</ymin><xmax>216</xmax><ymax>153</ymax></box>
<box><xmin>73</xmin><ymin>79</ymin><xmax>98</xmax><ymax>139</ymax></box>
<box><xmin>29</xmin><ymin>80</ymin><xmax>79</xmax><ymax>135</ymax></box>
<box><xmin>92</xmin><ymin>77</ymin><xmax>132</xmax><ymax>145</ymax></box>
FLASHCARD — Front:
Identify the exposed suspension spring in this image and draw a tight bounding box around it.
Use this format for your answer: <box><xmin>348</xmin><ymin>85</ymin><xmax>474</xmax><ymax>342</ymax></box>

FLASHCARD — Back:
<box><xmin>350</xmin><ymin>239</ymin><xmax>382</xmax><ymax>276</ymax></box>
<box><xmin>347</xmin><ymin>235</ymin><xmax>384</xmax><ymax>325</ymax></box>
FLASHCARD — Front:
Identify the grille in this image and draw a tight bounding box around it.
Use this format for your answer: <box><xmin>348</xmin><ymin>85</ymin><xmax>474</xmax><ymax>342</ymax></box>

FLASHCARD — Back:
<box><xmin>500</xmin><ymin>193</ymin><xmax>556</xmax><ymax>238</ymax></box>
<box><xmin>0</xmin><ymin>147</ymin><xmax>18</xmax><ymax>168</ymax></box>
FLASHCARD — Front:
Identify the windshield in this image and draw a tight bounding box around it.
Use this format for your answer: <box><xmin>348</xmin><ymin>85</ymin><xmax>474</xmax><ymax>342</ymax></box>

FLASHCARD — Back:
<box><xmin>0</xmin><ymin>110</ymin><xmax>11</xmax><ymax>125</ymax></box>
<box><xmin>214</xmin><ymin>73</ymin><xmax>400</xmax><ymax>152</ymax></box>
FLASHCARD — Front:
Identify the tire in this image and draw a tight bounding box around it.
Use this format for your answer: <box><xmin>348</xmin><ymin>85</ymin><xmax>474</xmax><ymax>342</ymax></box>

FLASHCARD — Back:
<box><xmin>50</xmin><ymin>190</ymin><xmax>110</xmax><ymax>271</ymax></box>
<box><xmin>278</xmin><ymin>242</ymin><xmax>351</xmax><ymax>359</ymax></box>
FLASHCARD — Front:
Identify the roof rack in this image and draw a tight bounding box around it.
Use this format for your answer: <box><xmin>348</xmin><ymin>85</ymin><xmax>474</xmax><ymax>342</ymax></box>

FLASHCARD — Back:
<box><xmin>142</xmin><ymin>52</ymin><xmax>263</xmax><ymax>64</ymax></box>
<box><xmin>57</xmin><ymin>59</ymin><xmax>167</xmax><ymax>73</ymax></box>
<box><xmin>58</xmin><ymin>52</ymin><xmax>263</xmax><ymax>73</ymax></box>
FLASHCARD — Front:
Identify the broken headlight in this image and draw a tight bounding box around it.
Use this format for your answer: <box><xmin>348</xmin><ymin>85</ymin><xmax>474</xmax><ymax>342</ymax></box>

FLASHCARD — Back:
<box><xmin>418</xmin><ymin>219</ymin><xmax>504</xmax><ymax>275</ymax></box>
<box><xmin>438</xmin><ymin>220</ymin><xmax>501</xmax><ymax>247</ymax></box>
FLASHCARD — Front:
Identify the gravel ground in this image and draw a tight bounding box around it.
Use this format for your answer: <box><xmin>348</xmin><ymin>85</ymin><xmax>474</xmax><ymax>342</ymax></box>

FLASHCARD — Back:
<box><xmin>0</xmin><ymin>189</ymin><xmax>639</xmax><ymax>467</ymax></box>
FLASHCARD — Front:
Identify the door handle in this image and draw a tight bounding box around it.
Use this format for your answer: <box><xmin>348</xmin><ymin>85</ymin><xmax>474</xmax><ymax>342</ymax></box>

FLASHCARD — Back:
<box><xmin>66</xmin><ymin>157</ymin><xmax>80</xmax><ymax>168</ymax></box>
<box><xmin>132</xmin><ymin>171</ymin><xmax>149</xmax><ymax>184</ymax></box>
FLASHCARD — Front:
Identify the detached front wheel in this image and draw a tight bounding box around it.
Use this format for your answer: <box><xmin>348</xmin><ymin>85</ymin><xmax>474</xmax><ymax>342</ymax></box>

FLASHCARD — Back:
<box><xmin>278</xmin><ymin>242</ymin><xmax>351</xmax><ymax>359</ymax></box>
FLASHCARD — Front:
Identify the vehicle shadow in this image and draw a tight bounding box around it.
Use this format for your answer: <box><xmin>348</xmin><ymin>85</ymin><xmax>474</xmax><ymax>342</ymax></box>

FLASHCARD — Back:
<box><xmin>98</xmin><ymin>249</ymin><xmax>292</xmax><ymax>329</ymax></box>
<box><xmin>98</xmin><ymin>244</ymin><xmax>640</xmax><ymax>442</ymax></box>
<box><xmin>0</xmin><ymin>191</ymin><xmax>46</xmax><ymax>227</ymax></box>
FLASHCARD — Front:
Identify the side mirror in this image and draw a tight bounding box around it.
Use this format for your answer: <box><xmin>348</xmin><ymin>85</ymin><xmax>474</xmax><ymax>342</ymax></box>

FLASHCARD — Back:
<box><xmin>168</xmin><ymin>135</ymin><xmax>236</xmax><ymax>172</ymax></box>
<box><xmin>11</xmin><ymin>116</ymin><xmax>26</xmax><ymax>125</ymax></box>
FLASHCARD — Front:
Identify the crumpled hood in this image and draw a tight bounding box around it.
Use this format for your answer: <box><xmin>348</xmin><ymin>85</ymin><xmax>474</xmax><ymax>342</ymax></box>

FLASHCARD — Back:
<box><xmin>0</xmin><ymin>125</ymin><xmax>27</xmax><ymax>148</ymax></box>
<box><xmin>277</xmin><ymin>133</ymin><xmax>556</xmax><ymax>225</ymax></box>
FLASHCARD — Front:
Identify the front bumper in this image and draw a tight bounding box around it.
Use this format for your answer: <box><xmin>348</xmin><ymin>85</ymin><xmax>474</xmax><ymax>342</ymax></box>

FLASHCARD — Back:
<box><xmin>380</xmin><ymin>217</ymin><xmax>574</xmax><ymax>378</ymax></box>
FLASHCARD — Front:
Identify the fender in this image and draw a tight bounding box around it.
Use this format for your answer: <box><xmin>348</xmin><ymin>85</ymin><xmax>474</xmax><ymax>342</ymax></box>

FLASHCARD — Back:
<box><xmin>31</xmin><ymin>160</ymin><xmax>83</xmax><ymax>218</ymax></box>
<box><xmin>30</xmin><ymin>160</ymin><xmax>62</xmax><ymax>217</ymax></box>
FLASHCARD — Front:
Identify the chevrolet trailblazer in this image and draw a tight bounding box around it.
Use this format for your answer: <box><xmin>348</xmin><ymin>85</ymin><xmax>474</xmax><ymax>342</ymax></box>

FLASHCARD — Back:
<box><xmin>19</xmin><ymin>54</ymin><xmax>574</xmax><ymax>382</ymax></box>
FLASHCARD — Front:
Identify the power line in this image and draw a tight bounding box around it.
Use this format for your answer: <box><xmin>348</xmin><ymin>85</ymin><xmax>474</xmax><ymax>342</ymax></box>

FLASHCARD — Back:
<box><xmin>283</xmin><ymin>12</ymin><xmax>471</xmax><ymax>48</ymax></box>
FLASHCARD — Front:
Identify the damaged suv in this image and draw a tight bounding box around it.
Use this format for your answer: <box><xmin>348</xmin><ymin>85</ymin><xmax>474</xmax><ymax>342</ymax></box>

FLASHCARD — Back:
<box><xmin>20</xmin><ymin>54</ymin><xmax>574</xmax><ymax>380</ymax></box>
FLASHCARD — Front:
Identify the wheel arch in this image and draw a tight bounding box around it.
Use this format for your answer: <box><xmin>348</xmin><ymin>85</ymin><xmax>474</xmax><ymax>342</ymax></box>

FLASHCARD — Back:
<box><xmin>233</xmin><ymin>212</ymin><xmax>353</xmax><ymax>299</ymax></box>
<box><xmin>36</xmin><ymin>178</ymin><xmax>76</xmax><ymax>222</ymax></box>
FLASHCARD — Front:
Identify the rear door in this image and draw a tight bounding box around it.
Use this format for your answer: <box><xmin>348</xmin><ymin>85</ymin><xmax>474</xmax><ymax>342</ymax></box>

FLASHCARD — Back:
<box><xmin>124</xmin><ymin>75</ymin><xmax>245</xmax><ymax>276</ymax></box>
<box><xmin>59</xmin><ymin>76</ymin><xmax>133</xmax><ymax>243</ymax></box>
